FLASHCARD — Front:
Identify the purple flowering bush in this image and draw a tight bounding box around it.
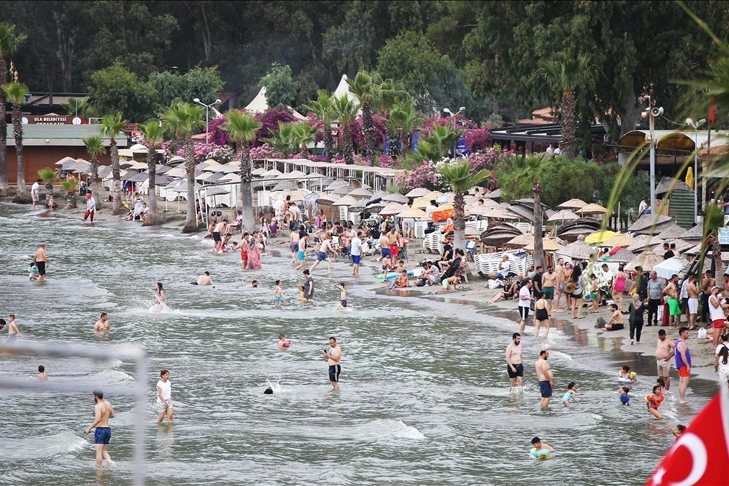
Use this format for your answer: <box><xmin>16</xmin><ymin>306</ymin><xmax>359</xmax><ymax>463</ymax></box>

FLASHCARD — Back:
<box><xmin>249</xmin><ymin>143</ymin><xmax>278</xmax><ymax>160</ymax></box>
<box><xmin>206</xmin><ymin>117</ymin><xmax>231</xmax><ymax>146</ymax></box>
<box><xmin>254</xmin><ymin>109</ymin><xmax>296</xmax><ymax>146</ymax></box>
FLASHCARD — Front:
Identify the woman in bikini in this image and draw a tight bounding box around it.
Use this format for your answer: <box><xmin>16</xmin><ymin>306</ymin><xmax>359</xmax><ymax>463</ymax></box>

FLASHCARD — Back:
<box><xmin>534</xmin><ymin>291</ymin><xmax>552</xmax><ymax>338</ymax></box>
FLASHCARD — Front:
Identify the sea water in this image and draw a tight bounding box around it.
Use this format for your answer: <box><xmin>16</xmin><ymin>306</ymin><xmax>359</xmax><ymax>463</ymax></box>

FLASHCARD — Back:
<box><xmin>0</xmin><ymin>203</ymin><xmax>713</xmax><ymax>485</ymax></box>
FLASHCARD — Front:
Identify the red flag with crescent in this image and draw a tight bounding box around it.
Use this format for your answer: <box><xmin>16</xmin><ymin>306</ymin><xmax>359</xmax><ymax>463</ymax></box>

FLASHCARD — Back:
<box><xmin>709</xmin><ymin>97</ymin><xmax>716</xmax><ymax>126</ymax></box>
<box><xmin>646</xmin><ymin>385</ymin><xmax>729</xmax><ymax>485</ymax></box>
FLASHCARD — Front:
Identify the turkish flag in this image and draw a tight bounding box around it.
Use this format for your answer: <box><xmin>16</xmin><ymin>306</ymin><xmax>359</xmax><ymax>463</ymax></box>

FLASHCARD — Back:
<box><xmin>646</xmin><ymin>385</ymin><xmax>729</xmax><ymax>485</ymax></box>
<box><xmin>709</xmin><ymin>98</ymin><xmax>716</xmax><ymax>126</ymax></box>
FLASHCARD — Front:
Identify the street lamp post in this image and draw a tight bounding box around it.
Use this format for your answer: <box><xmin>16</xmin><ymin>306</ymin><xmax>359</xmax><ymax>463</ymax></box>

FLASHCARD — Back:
<box><xmin>686</xmin><ymin>118</ymin><xmax>706</xmax><ymax>223</ymax></box>
<box><xmin>193</xmin><ymin>98</ymin><xmax>221</xmax><ymax>144</ymax></box>
<box><xmin>443</xmin><ymin>106</ymin><xmax>466</xmax><ymax>157</ymax></box>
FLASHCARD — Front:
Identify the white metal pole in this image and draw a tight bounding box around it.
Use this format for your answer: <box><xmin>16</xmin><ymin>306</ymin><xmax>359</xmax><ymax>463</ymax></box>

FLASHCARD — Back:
<box><xmin>205</xmin><ymin>106</ymin><xmax>210</xmax><ymax>144</ymax></box>
<box><xmin>649</xmin><ymin>112</ymin><xmax>656</xmax><ymax>215</ymax></box>
<box><xmin>694</xmin><ymin>126</ymin><xmax>698</xmax><ymax>223</ymax></box>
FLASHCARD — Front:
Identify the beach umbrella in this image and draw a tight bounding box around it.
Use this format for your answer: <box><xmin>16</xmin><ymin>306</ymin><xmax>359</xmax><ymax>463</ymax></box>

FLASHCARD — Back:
<box><xmin>480</xmin><ymin>222</ymin><xmax>522</xmax><ymax>246</ymax></box>
<box><xmin>678</xmin><ymin>224</ymin><xmax>703</xmax><ymax>241</ymax></box>
<box><xmin>380</xmin><ymin>202</ymin><xmax>407</xmax><ymax>215</ymax></box>
<box><xmin>396</xmin><ymin>207</ymin><xmax>427</xmax><ymax>218</ymax></box>
<box><xmin>348</xmin><ymin>187</ymin><xmax>374</xmax><ymax>198</ymax></box>
<box><xmin>626</xmin><ymin>234</ymin><xmax>664</xmax><ymax>253</ymax></box>
<box><xmin>167</xmin><ymin>155</ymin><xmax>185</xmax><ymax>165</ymax></box>
<box><xmin>504</xmin><ymin>233</ymin><xmax>535</xmax><ymax>248</ymax></box>
<box><xmin>332</xmin><ymin>195</ymin><xmax>359</xmax><ymax>206</ymax></box>
<box><xmin>484</xmin><ymin>188</ymin><xmax>502</xmax><ymax>199</ymax></box>
<box><xmin>155</xmin><ymin>165</ymin><xmax>171</xmax><ymax>175</ymax></box>
<box><xmin>203</xmin><ymin>186</ymin><xmax>230</xmax><ymax>196</ymax></box>
<box><xmin>483</xmin><ymin>206</ymin><xmax>520</xmax><ymax>220</ymax></box>
<box><xmin>656</xmin><ymin>223</ymin><xmax>689</xmax><ymax>240</ymax></box>
<box><xmin>579</xmin><ymin>203</ymin><xmax>609</xmax><ymax>215</ymax></box>
<box><xmin>272</xmin><ymin>180</ymin><xmax>297</xmax><ymax>191</ymax></box>
<box><xmin>556</xmin><ymin>236</ymin><xmax>595</xmax><ymax>260</ymax></box>
<box><xmin>547</xmin><ymin>209</ymin><xmax>579</xmax><ymax>222</ymax></box>
<box><xmin>129</xmin><ymin>172</ymin><xmax>150</xmax><ymax>183</ymax></box>
<box><xmin>601</xmin><ymin>233</ymin><xmax>634</xmax><ymax>248</ymax></box>
<box><xmin>467</xmin><ymin>205</ymin><xmax>492</xmax><ymax>216</ymax></box>
<box><xmin>382</xmin><ymin>193</ymin><xmax>409</xmax><ymax>203</ymax></box>
<box><xmin>557</xmin><ymin>198</ymin><xmax>587</xmax><ymax>209</ymax></box>
<box><xmin>218</xmin><ymin>173</ymin><xmax>241</xmax><ymax>183</ymax></box>
<box><xmin>436</xmin><ymin>193</ymin><xmax>454</xmax><ymax>204</ymax></box>
<box><xmin>277</xmin><ymin>170</ymin><xmax>308</xmax><ymax>179</ymax></box>
<box><xmin>330</xmin><ymin>185</ymin><xmax>354</xmax><ymax>195</ymax></box>
<box><xmin>524</xmin><ymin>238</ymin><xmax>563</xmax><ymax>251</ymax></box>
<box><xmin>220</xmin><ymin>163</ymin><xmax>241</xmax><ymax>173</ymax></box>
<box><xmin>252</xmin><ymin>167</ymin><xmax>266</xmax><ymax>176</ymax></box>
<box><xmin>97</xmin><ymin>166</ymin><xmax>112</xmax><ymax>179</ymax></box>
<box><xmin>406</xmin><ymin>187</ymin><xmax>430</xmax><ymax>198</ymax></box>
<box><xmin>55</xmin><ymin>156</ymin><xmax>77</xmax><ymax>168</ymax></box>
<box><xmin>350</xmin><ymin>198</ymin><xmax>368</xmax><ymax>209</ymax></box>
<box><xmin>316</xmin><ymin>194</ymin><xmax>340</xmax><ymax>204</ymax></box>
<box><xmin>262</xmin><ymin>169</ymin><xmax>282</xmax><ymax>177</ymax></box>
<box><xmin>585</xmin><ymin>230</ymin><xmax>616</xmax><ymax>245</ymax></box>
<box><xmin>368</xmin><ymin>190</ymin><xmax>389</xmax><ymax>201</ymax></box>
<box><xmin>424</xmin><ymin>191</ymin><xmax>443</xmax><ymax>201</ymax></box>
<box><xmin>325</xmin><ymin>179</ymin><xmax>350</xmax><ymax>190</ymax></box>
<box><xmin>166</xmin><ymin>166</ymin><xmax>186</xmax><ymax>178</ymax></box>
<box><xmin>128</xmin><ymin>161</ymin><xmax>148</xmax><ymax>170</ymax></box>
<box><xmin>411</xmin><ymin>197</ymin><xmax>429</xmax><ymax>209</ymax></box>
<box><xmin>627</xmin><ymin>214</ymin><xmax>673</xmax><ymax>234</ymax></box>
<box><xmin>606</xmin><ymin>248</ymin><xmax>636</xmax><ymax>263</ymax></box>
<box><xmin>625</xmin><ymin>252</ymin><xmax>663</xmax><ymax>272</ymax></box>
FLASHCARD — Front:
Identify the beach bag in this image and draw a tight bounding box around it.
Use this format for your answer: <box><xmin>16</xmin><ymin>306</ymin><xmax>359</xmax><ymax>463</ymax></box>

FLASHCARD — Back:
<box><xmin>657</xmin><ymin>304</ymin><xmax>664</xmax><ymax>323</ymax></box>
<box><xmin>698</xmin><ymin>327</ymin><xmax>707</xmax><ymax>339</ymax></box>
<box><xmin>565</xmin><ymin>280</ymin><xmax>576</xmax><ymax>294</ymax></box>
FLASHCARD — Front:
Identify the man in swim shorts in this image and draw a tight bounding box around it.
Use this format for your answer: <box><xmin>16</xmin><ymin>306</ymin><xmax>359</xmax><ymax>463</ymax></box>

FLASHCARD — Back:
<box><xmin>34</xmin><ymin>244</ymin><xmax>48</xmax><ymax>281</ymax></box>
<box><xmin>85</xmin><ymin>390</ymin><xmax>115</xmax><ymax>466</ymax></box>
<box><xmin>379</xmin><ymin>232</ymin><xmax>391</xmax><ymax>269</ymax></box>
<box><xmin>505</xmin><ymin>333</ymin><xmax>523</xmax><ymax>392</ymax></box>
<box><xmin>535</xmin><ymin>349</ymin><xmax>553</xmax><ymax>408</ymax></box>
<box><xmin>687</xmin><ymin>273</ymin><xmax>699</xmax><ymax>330</ymax></box>
<box><xmin>663</xmin><ymin>274</ymin><xmax>681</xmax><ymax>327</ymax></box>
<box><xmin>530</xmin><ymin>436</ymin><xmax>555</xmax><ymax>458</ymax></box>
<box><xmin>194</xmin><ymin>271</ymin><xmax>213</xmax><ymax>286</ymax></box>
<box><xmin>324</xmin><ymin>336</ymin><xmax>342</xmax><ymax>390</ymax></box>
<box><xmin>350</xmin><ymin>231</ymin><xmax>363</xmax><ymax>277</ymax></box>
<box><xmin>6</xmin><ymin>314</ymin><xmax>21</xmax><ymax>342</ymax></box>
<box><xmin>94</xmin><ymin>313</ymin><xmax>110</xmax><ymax>332</ymax></box>
<box><xmin>655</xmin><ymin>329</ymin><xmax>674</xmax><ymax>391</ymax></box>
<box><xmin>541</xmin><ymin>266</ymin><xmax>557</xmax><ymax>310</ymax></box>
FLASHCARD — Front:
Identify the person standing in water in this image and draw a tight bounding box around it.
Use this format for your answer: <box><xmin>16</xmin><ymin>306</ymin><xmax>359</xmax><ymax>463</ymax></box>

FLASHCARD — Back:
<box><xmin>94</xmin><ymin>313</ymin><xmax>110</xmax><ymax>332</ymax></box>
<box><xmin>154</xmin><ymin>283</ymin><xmax>166</xmax><ymax>310</ymax></box>
<box><xmin>34</xmin><ymin>244</ymin><xmax>48</xmax><ymax>282</ymax></box>
<box><xmin>655</xmin><ymin>329</ymin><xmax>675</xmax><ymax>391</ymax></box>
<box><xmin>6</xmin><ymin>314</ymin><xmax>21</xmax><ymax>342</ymax></box>
<box><xmin>273</xmin><ymin>280</ymin><xmax>283</xmax><ymax>307</ymax></box>
<box><xmin>156</xmin><ymin>370</ymin><xmax>173</xmax><ymax>424</ymax></box>
<box><xmin>505</xmin><ymin>333</ymin><xmax>523</xmax><ymax>392</ymax></box>
<box><xmin>84</xmin><ymin>390</ymin><xmax>115</xmax><ymax>466</ymax></box>
<box><xmin>675</xmin><ymin>327</ymin><xmax>692</xmax><ymax>404</ymax></box>
<box><xmin>335</xmin><ymin>283</ymin><xmax>347</xmax><ymax>310</ymax></box>
<box><xmin>535</xmin><ymin>349</ymin><xmax>553</xmax><ymax>408</ymax></box>
<box><xmin>83</xmin><ymin>193</ymin><xmax>96</xmax><ymax>223</ymax></box>
<box><xmin>324</xmin><ymin>337</ymin><xmax>342</xmax><ymax>390</ymax></box>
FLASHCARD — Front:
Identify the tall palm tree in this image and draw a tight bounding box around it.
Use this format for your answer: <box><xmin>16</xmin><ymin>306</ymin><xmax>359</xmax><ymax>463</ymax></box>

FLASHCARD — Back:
<box><xmin>536</xmin><ymin>52</ymin><xmax>596</xmax><ymax>158</ymax></box>
<box><xmin>437</xmin><ymin>160</ymin><xmax>490</xmax><ymax>251</ymax></box>
<box><xmin>138</xmin><ymin>121</ymin><xmax>165</xmax><ymax>220</ymax></box>
<box><xmin>264</xmin><ymin>122</ymin><xmax>297</xmax><ymax>157</ymax></box>
<box><xmin>0</xmin><ymin>24</ymin><xmax>26</xmax><ymax>196</ymax></box>
<box><xmin>347</xmin><ymin>71</ymin><xmax>383</xmax><ymax>166</ymax></box>
<box><xmin>292</xmin><ymin>121</ymin><xmax>316</xmax><ymax>159</ymax></box>
<box><xmin>304</xmin><ymin>90</ymin><xmax>336</xmax><ymax>162</ymax></box>
<box><xmin>222</xmin><ymin>110</ymin><xmax>262</xmax><ymax>231</ymax></box>
<box><xmin>99</xmin><ymin>113</ymin><xmax>127</xmax><ymax>214</ymax></box>
<box><xmin>332</xmin><ymin>94</ymin><xmax>359</xmax><ymax>164</ymax></box>
<box><xmin>386</xmin><ymin>99</ymin><xmax>424</xmax><ymax>158</ymax></box>
<box><xmin>3</xmin><ymin>81</ymin><xmax>28</xmax><ymax>202</ymax></box>
<box><xmin>60</xmin><ymin>179</ymin><xmax>78</xmax><ymax>209</ymax></box>
<box><xmin>82</xmin><ymin>135</ymin><xmax>105</xmax><ymax>209</ymax></box>
<box><xmin>703</xmin><ymin>203</ymin><xmax>725</xmax><ymax>279</ymax></box>
<box><xmin>508</xmin><ymin>154</ymin><xmax>548</xmax><ymax>267</ymax></box>
<box><xmin>162</xmin><ymin>102</ymin><xmax>204</xmax><ymax>233</ymax></box>
<box><xmin>37</xmin><ymin>167</ymin><xmax>57</xmax><ymax>207</ymax></box>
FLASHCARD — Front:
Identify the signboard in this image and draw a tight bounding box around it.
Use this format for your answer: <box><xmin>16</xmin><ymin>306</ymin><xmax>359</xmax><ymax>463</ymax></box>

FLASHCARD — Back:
<box><xmin>26</xmin><ymin>115</ymin><xmax>75</xmax><ymax>124</ymax></box>
<box><xmin>719</xmin><ymin>228</ymin><xmax>729</xmax><ymax>245</ymax></box>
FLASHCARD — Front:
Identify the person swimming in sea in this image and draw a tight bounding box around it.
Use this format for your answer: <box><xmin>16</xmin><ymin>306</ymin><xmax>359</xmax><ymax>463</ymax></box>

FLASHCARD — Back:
<box><xmin>278</xmin><ymin>334</ymin><xmax>291</xmax><ymax>348</ymax></box>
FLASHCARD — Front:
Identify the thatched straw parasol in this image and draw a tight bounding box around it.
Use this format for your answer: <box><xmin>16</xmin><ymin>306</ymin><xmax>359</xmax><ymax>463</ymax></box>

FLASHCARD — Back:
<box><xmin>625</xmin><ymin>252</ymin><xmax>664</xmax><ymax>272</ymax></box>
<box><xmin>548</xmin><ymin>209</ymin><xmax>579</xmax><ymax>222</ymax></box>
<box><xmin>504</xmin><ymin>233</ymin><xmax>535</xmax><ymax>248</ymax></box>
<box><xmin>481</xmin><ymin>223</ymin><xmax>522</xmax><ymax>246</ymax></box>
<box><xmin>626</xmin><ymin>234</ymin><xmax>663</xmax><ymax>253</ymax></box>
<box><xmin>556</xmin><ymin>236</ymin><xmax>596</xmax><ymax>260</ymax></box>
<box><xmin>655</xmin><ymin>176</ymin><xmax>691</xmax><ymax>195</ymax></box>
<box><xmin>601</xmin><ymin>234</ymin><xmax>634</xmax><ymax>247</ymax></box>
<box><xmin>607</xmin><ymin>248</ymin><xmax>637</xmax><ymax>263</ymax></box>
<box><xmin>627</xmin><ymin>214</ymin><xmax>673</xmax><ymax>234</ymax></box>
<box><xmin>406</xmin><ymin>187</ymin><xmax>430</xmax><ymax>198</ymax></box>
<box><xmin>380</xmin><ymin>202</ymin><xmax>407</xmax><ymax>215</ymax></box>
<box><xmin>382</xmin><ymin>193</ymin><xmax>409</xmax><ymax>203</ymax></box>
<box><xmin>656</xmin><ymin>223</ymin><xmax>689</xmax><ymax>240</ymax></box>
<box><xmin>557</xmin><ymin>198</ymin><xmax>587</xmax><ymax>209</ymax></box>
<box><xmin>348</xmin><ymin>187</ymin><xmax>374</xmax><ymax>198</ymax></box>
<box><xmin>524</xmin><ymin>238</ymin><xmax>563</xmax><ymax>251</ymax></box>
<box><xmin>579</xmin><ymin>203</ymin><xmax>609</xmax><ymax>215</ymax></box>
<box><xmin>396</xmin><ymin>207</ymin><xmax>427</xmax><ymax>218</ymax></box>
<box><xmin>332</xmin><ymin>195</ymin><xmax>359</xmax><ymax>206</ymax></box>
<box><xmin>678</xmin><ymin>224</ymin><xmax>704</xmax><ymax>241</ymax></box>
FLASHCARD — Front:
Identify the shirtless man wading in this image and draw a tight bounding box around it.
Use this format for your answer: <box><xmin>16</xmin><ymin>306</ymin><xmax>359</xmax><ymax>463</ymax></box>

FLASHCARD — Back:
<box><xmin>309</xmin><ymin>233</ymin><xmax>336</xmax><ymax>274</ymax></box>
<box><xmin>542</xmin><ymin>266</ymin><xmax>557</xmax><ymax>310</ymax></box>
<box><xmin>505</xmin><ymin>333</ymin><xmax>523</xmax><ymax>392</ymax></box>
<box><xmin>84</xmin><ymin>390</ymin><xmax>115</xmax><ymax>467</ymax></box>
<box><xmin>656</xmin><ymin>329</ymin><xmax>675</xmax><ymax>391</ymax></box>
<box><xmin>535</xmin><ymin>349</ymin><xmax>553</xmax><ymax>408</ymax></box>
<box><xmin>94</xmin><ymin>313</ymin><xmax>110</xmax><ymax>332</ymax></box>
<box><xmin>687</xmin><ymin>274</ymin><xmax>699</xmax><ymax>330</ymax></box>
<box><xmin>34</xmin><ymin>244</ymin><xmax>48</xmax><ymax>281</ymax></box>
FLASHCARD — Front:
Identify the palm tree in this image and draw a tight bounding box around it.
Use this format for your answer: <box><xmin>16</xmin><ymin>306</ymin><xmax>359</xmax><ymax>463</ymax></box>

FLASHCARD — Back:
<box><xmin>0</xmin><ymin>24</ymin><xmax>26</xmax><ymax>197</ymax></box>
<box><xmin>3</xmin><ymin>81</ymin><xmax>28</xmax><ymax>202</ymax></box>
<box><xmin>37</xmin><ymin>167</ymin><xmax>57</xmax><ymax>207</ymax></box>
<box><xmin>507</xmin><ymin>154</ymin><xmax>548</xmax><ymax>268</ymax></box>
<box><xmin>222</xmin><ymin>110</ymin><xmax>262</xmax><ymax>231</ymax></box>
<box><xmin>703</xmin><ymin>203</ymin><xmax>725</xmax><ymax>279</ymax></box>
<box><xmin>386</xmin><ymin>100</ymin><xmax>424</xmax><ymax>158</ymax></box>
<box><xmin>60</xmin><ymin>96</ymin><xmax>95</xmax><ymax>119</ymax></box>
<box><xmin>437</xmin><ymin>160</ymin><xmax>490</xmax><ymax>251</ymax></box>
<box><xmin>292</xmin><ymin>121</ymin><xmax>316</xmax><ymax>159</ymax></box>
<box><xmin>60</xmin><ymin>179</ymin><xmax>78</xmax><ymax>209</ymax></box>
<box><xmin>82</xmin><ymin>135</ymin><xmax>105</xmax><ymax>209</ymax></box>
<box><xmin>332</xmin><ymin>94</ymin><xmax>359</xmax><ymax>164</ymax></box>
<box><xmin>304</xmin><ymin>90</ymin><xmax>336</xmax><ymax>163</ymax></box>
<box><xmin>99</xmin><ymin>113</ymin><xmax>127</xmax><ymax>214</ymax></box>
<box><xmin>264</xmin><ymin>122</ymin><xmax>297</xmax><ymax>157</ymax></box>
<box><xmin>536</xmin><ymin>52</ymin><xmax>597</xmax><ymax>158</ymax></box>
<box><xmin>347</xmin><ymin>71</ymin><xmax>382</xmax><ymax>166</ymax></box>
<box><xmin>162</xmin><ymin>102</ymin><xmax>204</xmax><ymax>233</ymax></box>
<box><xmin>138</xmin><ymin>121</ymin><xmax>165</xmax><ymax>221</ymax></box>
<box><xmin>427</xmin><ymin>123</ymin><xmax>462</xmax><ymax>159</ymax></box>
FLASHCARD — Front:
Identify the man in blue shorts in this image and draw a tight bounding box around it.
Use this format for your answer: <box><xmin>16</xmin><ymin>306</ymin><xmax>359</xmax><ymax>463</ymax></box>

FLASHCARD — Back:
<box><xmin>84</xmin><ymin>390</ymin><xmax>115</xmax><ymax>466</ymax></box>
<box><xmin>379</xmin><ymin>232</ymin><xmax>391</xmax><ymax>270</ymax></box>
<box><xmin>350</xmin><ymin>231</ymin><xmax>363</xmax><ymax>276</ymax></box>
<box><xmin>535</xmin><ymin>350</ymin><xmax>553</xmax><ymax>408</ymax></box>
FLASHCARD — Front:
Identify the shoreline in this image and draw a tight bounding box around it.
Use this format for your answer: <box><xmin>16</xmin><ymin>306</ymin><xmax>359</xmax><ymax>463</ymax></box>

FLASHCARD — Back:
<box><xmin>9</xmin><ymin>197</ymin><xmax>722</xmax><ymax>394</ymax></box>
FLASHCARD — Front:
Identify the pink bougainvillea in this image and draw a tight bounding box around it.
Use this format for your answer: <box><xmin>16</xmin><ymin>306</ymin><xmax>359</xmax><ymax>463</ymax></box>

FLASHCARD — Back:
<box><xmin>206</xmin><ymin>117</ymin><xmax>231</xmax><ymax>146</ymax></box>
<box><xmin>254</xmin><ymin>109</ymin><xmax>297</xmax><ymax>146</ymax></box>
<box><xmin>464</xmin><ymin>126</ymin><xmax>494</xmax><ymax>153</ymax></box>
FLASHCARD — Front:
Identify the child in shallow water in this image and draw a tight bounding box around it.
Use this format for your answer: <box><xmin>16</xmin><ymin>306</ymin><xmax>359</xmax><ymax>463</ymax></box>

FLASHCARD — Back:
<box><xmin>561</xmin><ymin>382</ymin><xmax>581</xmax><ymax>407</ymax></box>
<box><xmin>28</xmin><ymin>261</ymin><xmax>39</xmax><ymax>281</ymax></box>
<box><xmin>619</xmin><ymin>386</ymin><xmax>631</xmax><ymax>406</ymax></box>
